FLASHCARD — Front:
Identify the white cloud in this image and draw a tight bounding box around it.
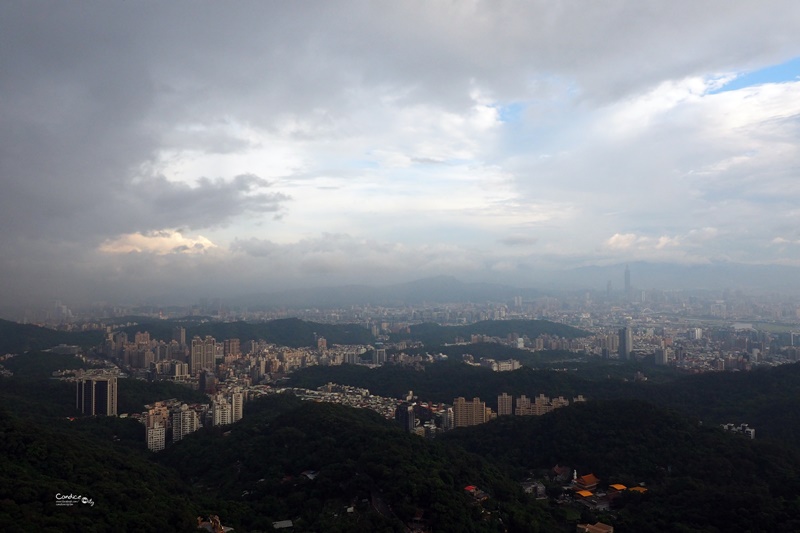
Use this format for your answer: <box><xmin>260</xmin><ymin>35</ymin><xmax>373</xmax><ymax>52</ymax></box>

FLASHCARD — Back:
<box><xmin>606</xmin><ymin>234</ymin><xmax>646</xmax><ymax>250</ymax></box>
<box><xmin>99</xmin><ymin>231</ymin><xmax>217</xmax><ymax>255</ymax></box>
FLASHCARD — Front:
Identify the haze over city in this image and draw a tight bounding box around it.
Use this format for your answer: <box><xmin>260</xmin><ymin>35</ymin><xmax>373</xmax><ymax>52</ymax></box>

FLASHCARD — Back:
<box><xmin>3</xmin><ymin>1</ymin><xmax>800</xmax><ymax>309</ymax></box>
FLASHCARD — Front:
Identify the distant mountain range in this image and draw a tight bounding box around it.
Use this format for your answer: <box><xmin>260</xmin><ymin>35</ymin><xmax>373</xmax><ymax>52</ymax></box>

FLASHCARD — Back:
<box><xmin>228</xmin><ymin>261</ymin><xmax>800</xmax><ymax>310</ymax></box>
<box><xmin>550</xmin><ymin>261</ymin><xmax>800</xmax><ymax>292</ymax></box>
<box><xmin>232</xmin><ymin>275</ymin><xmax>542</xmax><ymax>309</ymax></box>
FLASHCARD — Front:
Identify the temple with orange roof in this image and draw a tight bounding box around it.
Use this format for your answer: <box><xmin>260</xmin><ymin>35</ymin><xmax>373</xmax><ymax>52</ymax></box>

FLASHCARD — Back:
<box><xmin>576</xmin><ymin>522</ymin><xmax>614</xmax><ymax>533</ymax></box>
<box><xmin>574</xmin><ymin>473</ymin><xmax>599</xmax><ymax>492</ymax></box>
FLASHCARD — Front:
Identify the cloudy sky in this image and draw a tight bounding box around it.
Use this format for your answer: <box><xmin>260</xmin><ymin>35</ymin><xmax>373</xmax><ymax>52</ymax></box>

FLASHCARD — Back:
<box><xmin>2</xmin><ymin>1</ymin><xmax>800</xmax><ymax>307</ymax></box>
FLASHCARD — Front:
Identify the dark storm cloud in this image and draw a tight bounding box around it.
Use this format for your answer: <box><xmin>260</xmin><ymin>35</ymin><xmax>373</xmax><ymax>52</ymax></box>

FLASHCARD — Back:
<box><xmin>124</xmin><ymin>174</ymin><xmax>290</xmax><ymax>233</ymax></box>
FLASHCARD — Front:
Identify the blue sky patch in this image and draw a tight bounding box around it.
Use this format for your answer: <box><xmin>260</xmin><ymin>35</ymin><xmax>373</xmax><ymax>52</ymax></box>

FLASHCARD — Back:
<box><xmin>496</xmin><ymin>102</ymin><xmax>525</xmax><ymax>122</ymax></box>
<box><xmin>711</xmin><ymin>56</ymin><xmax>800</xmax><ymax>93</ymax></box>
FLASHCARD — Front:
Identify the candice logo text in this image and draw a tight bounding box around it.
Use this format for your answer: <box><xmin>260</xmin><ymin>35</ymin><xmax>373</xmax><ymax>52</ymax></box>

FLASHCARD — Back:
<box><xmin>55</xmin><ymin>493</ymin><xmax>94</xmax><ymax>507</ymax></box>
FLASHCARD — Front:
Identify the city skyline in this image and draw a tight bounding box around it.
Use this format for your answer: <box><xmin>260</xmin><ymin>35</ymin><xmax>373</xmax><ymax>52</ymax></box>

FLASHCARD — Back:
<box><xmin>2</xmin><ymin>2</ymin><xmax>800</xmax><ymax>308</ymax></box>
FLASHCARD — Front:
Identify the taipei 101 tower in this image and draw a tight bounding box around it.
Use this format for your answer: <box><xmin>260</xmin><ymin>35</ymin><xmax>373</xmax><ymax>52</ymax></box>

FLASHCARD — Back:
<box><xmin>624</xmin><ymin>264</ymin><xmax>631</xmax><ymax>301</ymax></box>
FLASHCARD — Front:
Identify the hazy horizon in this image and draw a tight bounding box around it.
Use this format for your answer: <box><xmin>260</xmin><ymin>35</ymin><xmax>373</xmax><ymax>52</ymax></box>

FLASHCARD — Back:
<box><xmin>3</xmin><ymin>2</ymin><xmax>800</xmax><ymax>308</ymax></box>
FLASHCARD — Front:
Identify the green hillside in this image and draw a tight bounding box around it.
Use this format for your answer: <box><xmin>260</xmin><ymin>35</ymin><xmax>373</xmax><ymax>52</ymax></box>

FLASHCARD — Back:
<box><xmin>0</xmin><ymin>406</ymin><xmax>198</xmax><ymax>532</ymax></box>
<box><xmin>5</xmin><ymin>360</ymin><xmax>800</xmax><ymax>532</ymax></box>
<box><xmin>0</xmin><ymin>317</ymin><xmax>373</xmax><ymax>356</ymax></box>
<box><xmin>290</xmin><ymin>360</ymin><xmax>800</xmax><ymax>447</ymax></box>
<box><xmin>157</xmin><ymin>395</ymin><xmax>559</xmax><ymax>532</ymax></box>
<box><xmin>444</xmin><ymin>400</ymin><xmax>800</xmax><ymax>532</ymax></box>
<box><xmin>0</xmin><ymin>319</ymin><xmax>103</xmax><ymax>354</ymax></box>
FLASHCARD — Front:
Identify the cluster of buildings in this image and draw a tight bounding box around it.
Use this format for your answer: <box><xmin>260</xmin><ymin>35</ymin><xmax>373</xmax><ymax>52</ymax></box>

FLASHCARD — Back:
<box><xmin>71</xmin><ymin>365</ymin><xmax>248</xmax><ymax>452</ymax></box>
<box><xmin>501</xmin><ymin>392</ymin><xmax>586</xmax><ymax>416</ymax></box>
<box><xmin>434</xmin><ymin>393</ymin><xmax>587</xmax><ymax>430</ymax></box>
<box><xmin>462</xmin><ymin>357</ymin><xmax>522</xmax><ymax>372</ymax></box>
<box><xmin>570</xmin><ymin>472</ymin><xmax>647</xmax><ymax>512</ymax></box>
<box><xmin>101</xmin><ymin>326</ymin><xmax>381</xmax><ymax>388</ymax></box>
<box><xmin>270</xmin><ymin>383</ymin><xmax>400</xmax><ymax>420</ymax></box>
<box><xmin>134</xmin><ymin>388</ymin><xmax>245</xmax><ymax>452</ymax></box>
<box><xmin>32</xmin><ymin>265</ymin><xmax>800</xmax><ymax>381</ymax></box>
<box><xmin>721</xmin><ymin>422</ymin><xmax>755</xmax><ymax>439</ymax></box>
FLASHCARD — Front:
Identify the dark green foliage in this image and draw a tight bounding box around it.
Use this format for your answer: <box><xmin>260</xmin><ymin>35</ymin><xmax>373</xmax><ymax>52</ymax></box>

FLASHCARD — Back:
<box><xmin>291</xmin><ymin>360</ymin><xmax>800</xmax><ymax>444</ymax></box>
<box><xmin>0</xmin><ymin>378</ymin><xmax>82</xmax><ymax>419</ymax></box>
<box><xmin>157</xmin><ymin>396</ymin><xmax>560</xmax><ymax>532</ymax></box>
<box><xmin>116</xmin><ymin>378</ymin><xmax>208</xmax><ymax>414</ymax></box>
<box><xmin>0</xmin><ymin>407</ymin><xmax>198</xmax><ymax>532</ymax></box>
<box><xmin>391</xmin><ymin>319</ymin><xmax>589</xmax><ymax>345</ymax></box>
<box><xmin>429</xmin><ymin>343</ymin><xmax>589</xmax><ymax>367</ymax></box>
<box><xmin>0</xmin><ymin>316</ymin><xmax>373</xmax><ymax>356</ymax></box>
<box><xmin>290</xmin><ymin>362</ymin><xmax>587</xmax><ymax>410</ymax></box>
<box><xmin>445</xmin><ymin>400</ymin><xmax>800</xmax><ymax>532</ymax></box>
<box><xmin>0</xmin><ymin>319</ymin><xmax>103</xmax><ymax>354</ymax></box>
<box><xmin>7</xmin><ymin>314</ymin><xmax>800</xmax><ymax>532</ymax></box>
<box><xmin>1</xmin><ymin>351</ymin><xmax>91</xmax><ymax>379</ymax></box>
<box><xmin>624</xmin><ymin>363</ymin><xmax>800</xmax><ymax>444</ymax></box>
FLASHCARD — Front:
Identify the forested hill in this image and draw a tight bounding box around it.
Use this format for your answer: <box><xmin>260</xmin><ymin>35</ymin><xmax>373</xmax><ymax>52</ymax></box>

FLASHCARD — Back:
<box><xmin>156</xmin><ymin>395</ymin><xmax>560</xmax><ymax>532</ymax></box>
<box><xmin>5</xmin><ymin>357</ymin><xmax>800</xmax><ymax>532</ymax></box>
<box><xmin>391</xmin><ymin>319</ymin><xmax>590</xmax><ymax>345</ymax></box>
<box><xmin>182</xmin><ymin>318</ymin><xmax>373</xmax><ymax>347</ymax></box>
<box><xmin>0</xmin><ymin>405</ymin><xmax>198</xmax><ymax>532</ymax></box>
<box><xmin>444</xmin><ymin>400</ymin><xmax>800</xmax><ymax>532</ymax></box>
<box><xmin>0</xmin><ymin>317</ymin><xmax>373</xmax><ymax>353</ymax></box>
<box><xmin>290</xmin><ymin>361</ymin><xmax>800</xmax><ymax>446</ymax></box>
<box><xmin>0</xmin><ymin>319</ymin><xmax>104</xmax><ymax>353</ymax></box>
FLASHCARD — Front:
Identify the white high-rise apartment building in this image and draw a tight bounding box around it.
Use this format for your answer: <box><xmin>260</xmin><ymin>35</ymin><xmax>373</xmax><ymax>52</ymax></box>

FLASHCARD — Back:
<box><xmin>172</xmin><ymin>404</ymin><xmax>200</xmax><ymax>442</ymax></box>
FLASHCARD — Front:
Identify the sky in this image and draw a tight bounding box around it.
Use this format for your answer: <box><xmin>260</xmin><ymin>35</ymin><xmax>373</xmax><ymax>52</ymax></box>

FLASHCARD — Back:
<box><xmin>2</xmin><ymin>1</ymin><xmax>800</xmax><ymax>308</ymax></box>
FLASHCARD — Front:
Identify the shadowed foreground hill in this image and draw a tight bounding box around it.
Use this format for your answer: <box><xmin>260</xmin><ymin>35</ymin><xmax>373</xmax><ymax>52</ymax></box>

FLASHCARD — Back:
<box><xmin>0</xmin><ymin>407</ymin><xmax>197</xmax><ymax>533</ymax></box>
<box><xmin>157</xmin><ymin>395</ymin><xmax>560</xmax><ymax>533</ymax></box>
<box><xmin>444</xmin><ymin>400</ymin><xmax>800</xmax><ymax>533</ymax></box>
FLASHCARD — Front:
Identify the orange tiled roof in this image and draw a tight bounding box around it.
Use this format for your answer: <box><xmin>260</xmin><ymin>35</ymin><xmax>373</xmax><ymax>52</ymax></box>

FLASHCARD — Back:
<box><xmin>577</xmin><ymin>473</ymin><xmax>599</xmax><ymax>485</ymax></box>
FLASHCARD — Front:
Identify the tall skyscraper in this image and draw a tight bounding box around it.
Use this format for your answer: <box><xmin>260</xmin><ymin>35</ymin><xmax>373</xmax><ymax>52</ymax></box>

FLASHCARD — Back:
<box><xmin>395</xmin><ymin>403</ymin><xmax>416</xmax><ymax>432</ymax></box>
<box><xmin>624</xmin><ymin>264</ymin><xmax>631</xmax><ymax>300</ymax></box>
<box><xmin>453</xmin><ymin>397</ymin><xmax>488</xmax><ymax>427</ymax></box>
<box><xmin>373</xmin><ymin>348</ymin><xmax>387</xmax><ymax>366</ymax></box>
<box><xmin>203</xmin><ymin>336</ymin><xmax>216</xmax><ymax>370</ymax></box>
<box><xmin>76</xmin><ymin>375</ymin><xmax>118</xmax><ymax>416</ymax></box>
<box><xmin>211</xmin><ymin>398</ymin><xmax>232</xmax><ymax>426</ymax></box>
<box><xmin>172</xmin><ymin>326</ymin><xmax>186</xmax><ymax>346</ymax></box>
<box><xmin>190</xmin><ymin>335</ymin><xmax>217</xmax><ymax>374</ymax></box>
<box><xmin>146</xmin><ymin>421</ymin><xmax>166</xmax><ymax>452</ymax></box>
<box><xmin>497</xmin><ymin>393</ymin><xmax>513</xmax><ymax>416</ymax></box>
<box><xmin>618</xmin><ymin>327</ymin><xmax>633</xmax><ymax>360</ymax></box>
<box><xmin>190</xmin><ymin>337</ymin><xmax>203</xmax><ymax>374</ymax></box>
<box><xmin>134</xmin><ymin>331</ymin><xmax>151</xmax><ymax>346</ymax></box>
<box><xmin>172</xmin><ymin>403</ymin><xmax>200</xmax><ymax>442</ymax></box>
<box><xmin>224</xmin><ymin>338</ymin><xmax>240</xmax><ymax>358</ymax></box>
<box><xmin>231</xmin><ymin>388</ymin><xmax>244</xmax><ymax>423</ymax></box>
